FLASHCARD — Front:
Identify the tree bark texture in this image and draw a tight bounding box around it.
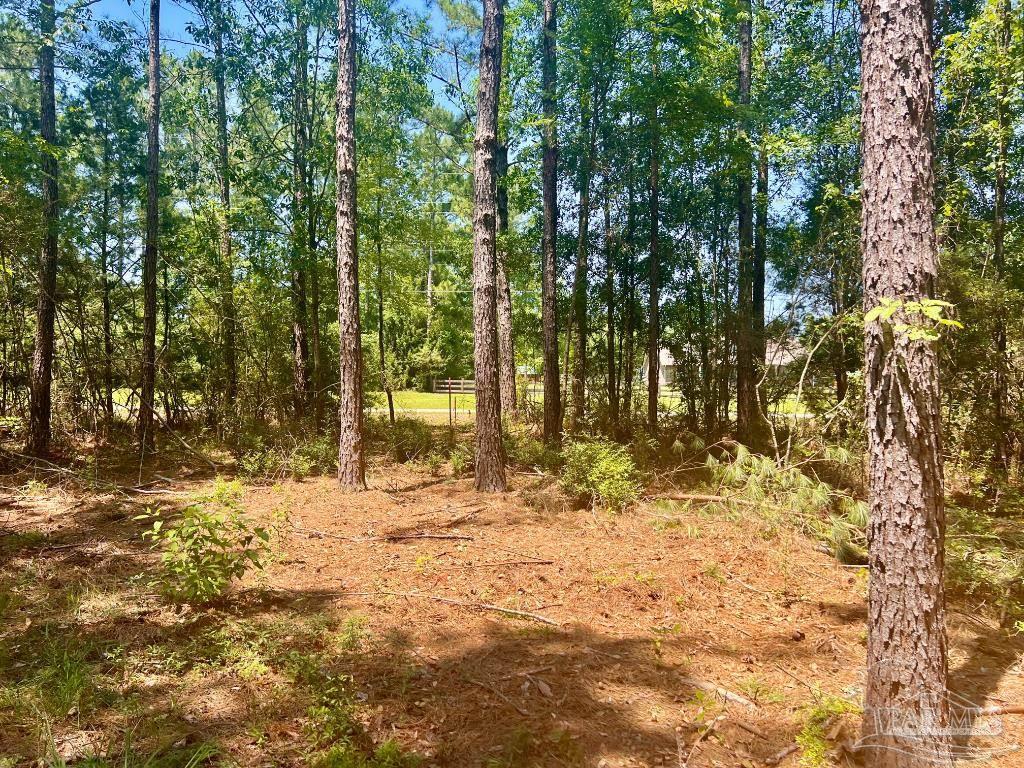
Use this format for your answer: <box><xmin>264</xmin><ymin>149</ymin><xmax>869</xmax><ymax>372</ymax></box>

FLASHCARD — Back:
<box><xmin>335</xmin><ymin>0</ymin><xmax>366</xmax><ymax>490</ymax></box>
<box><xmin>541</xmin><ymin>0</ymin><xmax>561</xmax><ymax>447</ymax></box>
<box><xmin>28</xmin><ymin>0</ymin><xmax>59</xmax><ymax>456</ymax></box>
<box><xmin>471</xmin><ymin>0</ymin><xmax>507</xmax><ymax>492</ymax></box>
<box><xmin>860</xmin><ymin>0</ymin><xmax>950</xmax><ymax>763</ymax></box>
<box><xmin>137</xmin><ymin>0</ymin><xmax>161</xmax><ymax>451</ymax></box>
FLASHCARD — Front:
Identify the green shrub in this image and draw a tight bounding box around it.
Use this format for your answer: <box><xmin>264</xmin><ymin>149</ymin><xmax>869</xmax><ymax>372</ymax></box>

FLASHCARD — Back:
<box><xmin>238</xmin><ymin>440</ymin><xmax>285</xmax><ymax>480</ymax></box>
<box><xmin>560</xmin><ymin>439</ymin><xmax>641</xmax><ymax>511</ymax></box>
<box><xmin>385</xmin><ymin>421</ymin><xmax>432</xmax><ymax>462</ymax></box>
<box><xmin>138</xmin><ymin>478</ymin><xmax>277</xmax><ymax>604</ymax></box>
<box><xmin>449</xmin><ymin>443</ymin><xmax>473</xmax><ymax>476</ymax></box>
<box><xmin>504</xmin><ymin>429</ymin><xmax>561</xmax><ymax>471</ymax></box>
<box><xmin>291</xmin><ymin>436</ymin><xmax>338</xmax><ymax>477</ymax></box>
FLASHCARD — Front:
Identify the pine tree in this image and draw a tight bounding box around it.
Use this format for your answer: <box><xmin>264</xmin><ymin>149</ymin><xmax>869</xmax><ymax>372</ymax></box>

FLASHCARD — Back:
<box><xmin>861</xmin><ymin>0</ymin><xmax>950</xmax><ymax>763</ymax></box>
<box><xmin>27</xmin><ymin>0</ymin><xmax>58</xmax><ymax>457</ymax></box>
<box><xmin>336</xmin><ymin>0</ymin><xmax>366</xmax><ymax>490</ymax></box>
<box><xmin>471</xmin><ymin>0</ymin><xmax>507</xmax><ymax>492</ymax></box>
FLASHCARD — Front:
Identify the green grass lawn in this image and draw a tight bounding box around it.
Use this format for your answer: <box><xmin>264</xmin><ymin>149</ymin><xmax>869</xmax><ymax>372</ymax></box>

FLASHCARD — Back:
<box><xmin>372</xmin><ymin>391</ymin><xmax>476</xmax><ymax>410</ymax></box>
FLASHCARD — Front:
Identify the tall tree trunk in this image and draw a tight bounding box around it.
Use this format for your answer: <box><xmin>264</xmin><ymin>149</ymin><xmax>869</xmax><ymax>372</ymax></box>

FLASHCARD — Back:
<box><xmin>291</xmin><ymin>8</ymin><xmax>311</xmax><ymax>422</ymax></box>
<box><xmin>28</xmin><ymin>0</ymin><xmax>59</xmax><ymax>457</ymax></box>
<box><xmin>495</xmin><ymin>142</ymin><xmax>517</xmax><ymax>418</ymax></box>
<box><xmin>570</xmin><ymin>84</ymin><xmax>598</xmax><ymax>433</ymax></box>
<box><xmin>540</xmin><ymin>0</ymin><xmax>561</xmax><ymax>446</ymax></box>
<box><xmin>213</xmin><ymin>0</ymin><xmax>237</xmax><ymax>423</ymax></box>
<box><xmin>604</xmin><ymin>189</ymin><xmax>618</xmax><ymax>431</ymax></box>
<box><xmin>375</xmin><ymin>196</ymin><xmax>395</xmax><ymax>426</ymax></box>
<box><xmin>96</xmin><ymin>129</ymin><xmax>114</xmax><ymax>423</ymax></box>
<box><xmin>622</xmin><ymin>144</ymin><xmax>636</xmax><ymax>422</ymax></box>
<box><xmin>754</xmin><ymin>146</ymin><xmax>767</xmax><ymax>370</ymax></box>
<box><xmin>992</xmin><ymin>0</ymin><xmax>1011</xmax><ymax>471</ymax></box>
<box><xmin>735</xmin><ymin>0</ymin><xmax>757</xmax><ymax>445</ymax></box>
<box><xmin>335</xmin><ymin>0</ymin><xmax>365</xmax><ymax>490</ymax></box>
<box><xmin>860</xmin><ymin>0</ymin><xmax>949</xmax><ymax>763</ymax></box>
<box><xmin>137</xmin><ymin>0</ymin><xmax>161</xmax><ymax>451</ymax></box>
<box><xmin>647</xmin><ymin>47</ymin><xmax>660</xmax><ymax>433</ymax></box>
<box><xmin>471</xmin><ymin>0</ymin><xmax>507</xmax><ymax>492</ymax></box>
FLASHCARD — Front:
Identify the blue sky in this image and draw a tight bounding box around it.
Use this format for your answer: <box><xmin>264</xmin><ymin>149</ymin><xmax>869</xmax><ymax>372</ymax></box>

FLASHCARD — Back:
<box><xmin>91</xmin><ymin>0</ymin><xmax>442</xmax><ymax>53</ymax></box>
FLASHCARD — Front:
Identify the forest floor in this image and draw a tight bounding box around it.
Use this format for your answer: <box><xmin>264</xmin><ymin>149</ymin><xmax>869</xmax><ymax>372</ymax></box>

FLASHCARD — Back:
<box><xmin>3</xmin><ymin>437</ymin><xmax>1024</xmax><ymax>767</ymax></box>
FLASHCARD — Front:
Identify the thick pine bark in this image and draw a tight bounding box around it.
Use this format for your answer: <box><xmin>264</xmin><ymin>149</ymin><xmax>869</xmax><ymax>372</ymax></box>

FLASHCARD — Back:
<box><xmin>213</xmin><ymin>0</ymin><xmax>236</xmax><ymax>422</ymax></box>
<box><xmin>335</xmin><ymin>0</ymin><xmax>366</xmax><ymax>490</ymax></box>
<box><xmin>860</xmin><ymin>0</ymin><xmax>950</xmax><ymax>763</ymax></box>
<box><xmin>291</xmin><ymin>9</ymin><xmax>311</xmax><ymax>422</ymax></box>
<box><xmin>471</xmin><ymin>0</ymin><xmax>507</xmax><ymax>492</ymax></box>
<box><xmin>735</xmin><ymin>0</ymin><xmax>757</xmax><ymax>445</ymax></box>
<box><xmin>28</xmin><ymin>0</ymin><xmax>59</xmax><ymax>456</ymax></box>
<box><xmin>540</xmin><ymin>0</ymin><xmax>561</xmax><ymax>447</ymax></box>
<box><xmin>647</xmin><ymin>50</ymin><xmax>660</xmax><ymax>433</ymax></box>
<box><xmin>137</xmin><ymin>0</ymin><xmax>161</xmax><ymax>451</ymax></box>
<box><xmin>495</xmin><ymin>143</ymin><xmax>517</xmax><ymax>418</ymax></box>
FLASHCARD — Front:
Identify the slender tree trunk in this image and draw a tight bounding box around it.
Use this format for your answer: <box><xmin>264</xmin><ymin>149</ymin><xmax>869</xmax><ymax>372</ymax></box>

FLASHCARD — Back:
<box><xmin>375</xmin><ymin>197</ymin><xmax>395</xmax><ymax>426</ymax></box>
<box><xmin>495</xmin><ymin>142</ymin><xmax>517</xmax><ymax>418</ymax></box>
<box><xmin>335</xmin><ymin>0</ymin><xmax>365</xmax><ymax>490</ymax></box>
<box><xmin>992</xmin><ymin>0</ymin><xmax>1011</xmax><ymax>471</ymax></box>
<box><xmin>754</xmin><ymin>146</ymin><xmax>767</xmax><ymax>369</ymax></box>
<box><xmin>604</xmin><ymin>190</ymin><xmax>618</xmax><ymax>431</ymax></box>
<box><xmin>860</xmin><ymin>0</ymin><xmax>950</xmax><ymax>762</ymax></box>
<box><xmin>161</xmin><ymin>256</ymin><xmax>171</xmax><ymax>426</ymax></box>
<box><xmin>213</xmin><ymin>0</ymin><xmax>237</xmax><ymax>423</ymax></box>
<box><xmin>28</xmin><ymin>0</ymin><xmax>59</xmax><ymax>456</ymax></box>
<box><xmin>137</xmin><ymin>0</ymin><xmax>161</xmax><ymax>451</ymax></box>
<box><xmin>471</xmin><ymin>0</ymin><xmax>507</xmax><ymax>492</ymax></box>
<box><xmin>291</xmin><ymin>8</ymin><xmax>311</xmax><ymax>422</ymax></box>
<box><xmin>735</xmin><ymin>0</ymin><xmax>757</xmax><ymax>445</ymax></box>
<box><xmin>647</xmin><ymin>47</ymin><xmax>660</xmax><ymax>433</ymax></box>
<box><xmin>570</xmin><ymin>84</ymin><xmax>598</xmax><ymax>433</ymax></box>
<box><xmin>623</xmin><ymin>146</ymin><xmax>636</xmax><ymax>422</ymax></box>
<box><xmin>540</xmin><ymin>0</ymin><xmax>561</xmax><ymax>446</ymax></box>
<box><xmin>96</xmin><ymin>129</ymin><xmax>114</xmax><ymax>423</ymax></box>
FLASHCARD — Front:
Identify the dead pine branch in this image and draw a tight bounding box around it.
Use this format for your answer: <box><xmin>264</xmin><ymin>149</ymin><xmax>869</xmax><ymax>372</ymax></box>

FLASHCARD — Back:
<box><xmin>364</xmin><ymin>590</ymin><xmax>560</xmax><ymax>625</ymax></box>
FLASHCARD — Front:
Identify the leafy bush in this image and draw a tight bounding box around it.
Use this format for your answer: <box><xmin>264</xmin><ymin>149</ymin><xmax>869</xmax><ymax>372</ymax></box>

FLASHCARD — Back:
<box><xmin>139</xmin><ymin>478</ymin><xmax>277</xmax><ymax>604</ymax></box>
<box><xmin>366</xmin><ymin>416</ymin><xmax>434</xmax><ymax>462</ymax></box>
<box><xmin>449</xmin><ymin>443</ymin><xmax>473</xmax><ymax>476</ymax></box>
<box><xmin>560</xmin><ymin>439</ymin><xmax>641</xmax><ymax>511</ymax></box>
<box><xmin>504</xmin><ymin>428</ymin><xmax>561</xmax><ymax>471</ymax></box>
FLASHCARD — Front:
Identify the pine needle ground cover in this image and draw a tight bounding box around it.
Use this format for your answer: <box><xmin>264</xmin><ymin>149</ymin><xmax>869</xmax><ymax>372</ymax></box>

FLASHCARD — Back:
<box><xmin>3</xmin><ymin>437</ymin><xmax>1023</xmax><ymax>767</ymax></box>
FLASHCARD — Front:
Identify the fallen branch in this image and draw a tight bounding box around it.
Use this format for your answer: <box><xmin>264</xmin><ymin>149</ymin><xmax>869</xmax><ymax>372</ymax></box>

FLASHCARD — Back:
<box><xmin>653</xmin><ymin>492</ymin><xmax>762</xmax><ymax>508</ymax></box>
<box><xmin>765</xmin><ymin>744</ymin><xmax>798</xmax><ymax>765</ymax></box>
<box><xmin>678</xmin><ymin>675</ymin><xmax>757</xmax><ymax>709</ymax></box>
<box><xmin>977</xmin><ymin>704</ymin><xmax>1024</xmax><ymax>715</ymax></box>
<box><xmin>682</xmin><ymin>715</ymin><xmax>725</xmax><ymax>767</ymax></box>
<box><xmin>446</xmin><ymin>559</ymin><xmax>554</xmax><ymax>569</ymax></box>
<box><xmin>467</xmin><ymin>678</ymin><xmax>530</xmax><ymax>716</ymax></box>
<box><xmin>733</xmin><ymin>719</ymin><xmax>768</xmax><ymax>739</ymax></box>
<box><xmin>292</xmin><ymin>525</ymin><xmax>473</xmax><ymax>543</ymax></box>
<box><xmin>371</xmin><ymin>591</ymin><xmax>559</xmax><ymax>625</ymax></box>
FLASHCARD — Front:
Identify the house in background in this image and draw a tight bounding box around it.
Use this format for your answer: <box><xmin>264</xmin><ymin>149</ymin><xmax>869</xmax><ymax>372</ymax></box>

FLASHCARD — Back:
<box><xmin>641</xmin><ymin>338</ymin><xmax>805</xmax><ymax>389</ymax></box>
